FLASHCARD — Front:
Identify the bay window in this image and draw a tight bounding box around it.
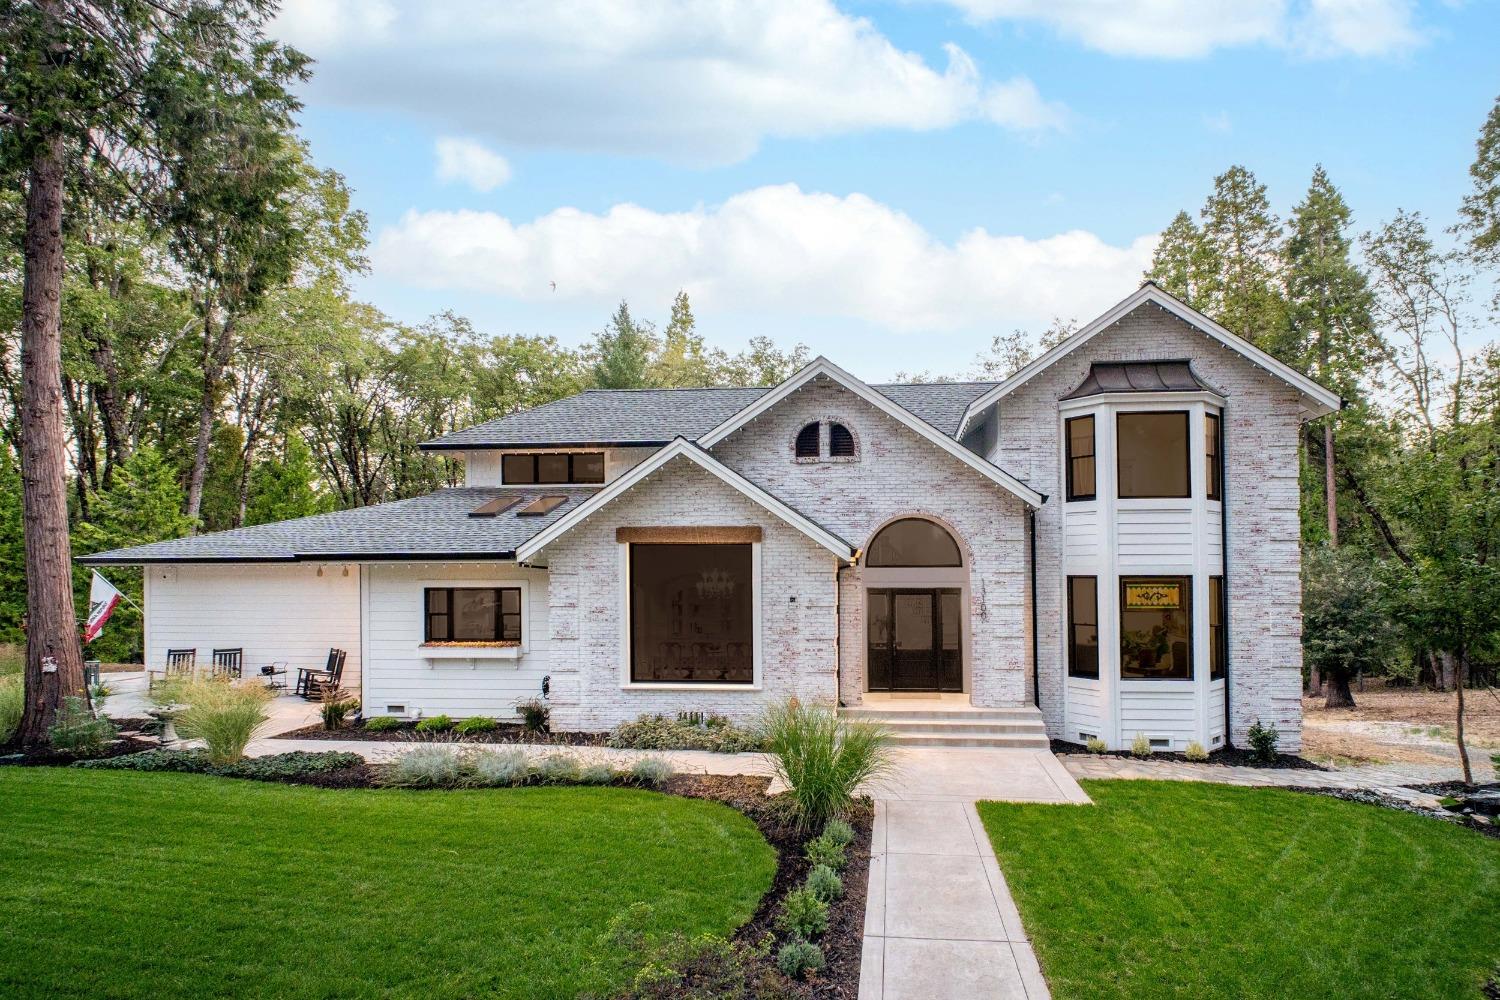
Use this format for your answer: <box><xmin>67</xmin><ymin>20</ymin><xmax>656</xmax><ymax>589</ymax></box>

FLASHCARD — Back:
<box><xmin>1205</xmin><ymin>412</ymin><xmax>1222</xmax><ymax>501</ymax></box>
<box><xmin>1067</xmin><ymin>576</ymin><xmax>1099</xmax><ymax>678</ymax></box>
<box><xmin>1065</xmin><ymin>415</ymin><xmax>1096</xmax><ymax>501</ymax></box>
<box><xmin>1116</xmin><ymin>411</ymin><xmax>1190</xmax><ymax>499</ymax></box>
<box><xmin>1119</xmin><ymin>576</ymin><xmax>1191</xmax><ymax>679</ymax></box>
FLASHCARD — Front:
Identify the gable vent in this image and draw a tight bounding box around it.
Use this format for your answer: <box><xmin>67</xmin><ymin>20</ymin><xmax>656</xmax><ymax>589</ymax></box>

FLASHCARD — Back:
<box><xmin>829</xmin><ymin>423</ymin><xmax>855</xmax><ymax>457</ymax></box>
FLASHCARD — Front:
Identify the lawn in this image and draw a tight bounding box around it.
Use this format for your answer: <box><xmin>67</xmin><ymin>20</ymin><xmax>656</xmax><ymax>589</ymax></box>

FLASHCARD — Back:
<box><xmin>979</xmin><ymin>781</ymin><xmax>1500</xmax><ymax>1000</ymax></box>
<box><xmin>0</xmin><ymin>768</ymin><xmax>777</xmax><ymax>1000</ymax></box>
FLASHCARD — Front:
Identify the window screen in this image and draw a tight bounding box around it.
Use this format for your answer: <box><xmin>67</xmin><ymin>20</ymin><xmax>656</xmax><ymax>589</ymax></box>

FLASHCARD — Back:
<box><xmin>629</xmin><ymin>544</ymin><xmax>753</xmax><ymax>684</ymax></box>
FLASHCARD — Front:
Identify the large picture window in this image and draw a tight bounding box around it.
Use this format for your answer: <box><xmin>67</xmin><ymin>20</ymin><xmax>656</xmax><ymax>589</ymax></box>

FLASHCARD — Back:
<box><xmin>1116</xmin><ymin>411</ymin><xmax>1190</xmax><ymax>499</ymax></box>
<box><xmin>1205</xmin><ymin>412</ymin><xmax>1222</xmax><ymax>501</ymax></box>
<box><xmin>425</xmin><ymin>587</ymin><xmax>522</xmax><ymax>644</ymax></box>
<box><xmin>1119</xmin><ymin>576</ymin><xmax>1191</xmax><ymax>679</ymax></box>
<box><xmin>1067</xmin><ymin>576</ymin><xmax>1099</xmax><ymax>678</ymax></box>
<box><xmin>502</xmin><ymin>452</ymin><xmax>605</xmax><ymax>485</ymax></box>
<box><xmin>1065</xmin><ymin>415</ymin><xmax>1096</xmax><ymax>501</ymax></box>
<box><xmin>629</xmin><ymin>543</ymin><xmax>754</xmax><ymax>684</ymax></box>
<box><xmin>1209</xmin><ymin>575</ymin><xmax>1226</xmax><ymax>680</ymax></box>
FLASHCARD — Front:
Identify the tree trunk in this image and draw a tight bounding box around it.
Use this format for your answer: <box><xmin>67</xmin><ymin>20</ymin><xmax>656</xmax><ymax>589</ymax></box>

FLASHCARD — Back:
<box><xmin>15</xmin><ymin>127</ymin><xmax>86</xmax><ymax>747</ymax></box>
<box><xmin>1323</xmin><ymin>422</ymin><xmax>1338</xmax><ymax>547</ymax></box>
<box><xmin>185</xmin><ymin>309</ymin><xmax>232</xmax><ymax>528</ymax></box>
<box><xmin>1323</xmin><ymin>670</ymin><xmax>1356</xmax><ymax>709</ymax></box>
<box><xmin>1438</xmin><ymin>650</ymin><xmax>1457</xmax><ymax>692</ymax></box>
<box><xmin>1455</xmin><ymin>652</ymin><xmax>1472</xmax><ymax>786</ymax></box>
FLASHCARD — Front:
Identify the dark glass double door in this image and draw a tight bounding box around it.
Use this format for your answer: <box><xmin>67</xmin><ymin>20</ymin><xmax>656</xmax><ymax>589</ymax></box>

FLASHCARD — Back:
<box><xmin>866</xmin><ymin>588</ymin><xmax>962</xmax><ymax>692</ymax></box>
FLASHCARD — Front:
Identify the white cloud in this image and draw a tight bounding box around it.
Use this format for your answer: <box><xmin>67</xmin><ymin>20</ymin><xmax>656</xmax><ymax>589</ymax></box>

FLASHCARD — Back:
<box><xmin>371</xmin><ymin>184</ymin><xmax>1156</xmax><ymax>333</ymax></box>
<box><xmin>434</xmin><ymin>137</ymin><xmax>512</xmax><ymax>192</ymax></box>
<box><xmin>271</xmin><ymin>0</ymin><xmax>1065</xmax><ymax>165</ymax></box>
<box><xmin>931</xmin><ymin>0</ymin><xmax>1424</xmax><ymax>58</ymax></box>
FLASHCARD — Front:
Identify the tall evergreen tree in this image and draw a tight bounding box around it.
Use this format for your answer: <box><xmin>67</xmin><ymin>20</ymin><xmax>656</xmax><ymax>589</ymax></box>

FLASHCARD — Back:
<box><xmin>1148</xmin><ymin>211</ymin><xmax>1217</xmax><ymax>307</ymax></box>
<box><xmin>1200</xmin><ymin>165</ymin><xmax>1290</xmax><ymax>355</ymax></box>
<box><xmin>1457</xmin><ymin>94</ymin><xmax>1500</xmax><ymax>312</ymax></box>
<box><xmin>1284</xmin><ymin>166</ymin><xmax>1375</xmax><ymax>547</ymax></box>
<box><xmin>245</xmin><ymin>436</ymin><xmax>333</xmax><ymax>527</ymax></box>
<box><xmin>652</xmin><ymin>291</ymin><xmax>722</xmax><ymax>387</ymax></box>
<box><xmin>589</xmin><ymin>301</ymin><xmax>657</xmax><ymax>389</ymax></box>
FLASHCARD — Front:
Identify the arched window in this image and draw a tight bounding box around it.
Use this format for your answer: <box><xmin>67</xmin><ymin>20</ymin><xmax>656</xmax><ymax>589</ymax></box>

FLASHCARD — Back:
<box><xmin>829</xmin><ymin>422</ymin><xmax>855</xmax><ymax>457</ymax></box>
<box><xmin>794</xmin><ymin>422</ymin><xmax>821</xmax><ymax>458</ymax></box>
<box><xmin>866</xmin><ymin>518</ymin><xmax>962</xmax><ymax>567</ymax></box>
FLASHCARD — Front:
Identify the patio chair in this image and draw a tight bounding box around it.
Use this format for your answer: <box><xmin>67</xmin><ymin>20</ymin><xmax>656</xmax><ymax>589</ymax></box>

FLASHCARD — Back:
<box><xmin>210</xmin><ymin>648</ymin><xmax>244</xmax><ymax>679</ymax></box>
<box><xmin>148</xmin><ymin>648</ymin><xmax>197</xmax><ymax>692</ymax></box>
<box><xmin>297</xmin><ymin>648</ymin><xmax>347</xmax><ymax>700</ymax></box>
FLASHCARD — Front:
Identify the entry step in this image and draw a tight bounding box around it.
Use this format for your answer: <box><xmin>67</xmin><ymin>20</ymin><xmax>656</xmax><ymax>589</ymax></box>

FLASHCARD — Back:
<box><xmin>838</xmin><ymin>704</ymin><xmax>1050</xmax><ymax>749</ymax></box>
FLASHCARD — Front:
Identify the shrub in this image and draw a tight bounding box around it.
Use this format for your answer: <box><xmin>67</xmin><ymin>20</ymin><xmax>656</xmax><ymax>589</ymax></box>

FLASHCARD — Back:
<box><xmin>608</xmin><ymin>712</ymin><xmax>764</xmax><ymax>753</ymax></box>
<box><xmin>628</xmin><ymin>756</ymin><xmax>675</xmax><ymax>788</ymax></box>
<box><xmin>77</xmin><ymin>748</ymin><xmax>213</xmax><ymax>772</ymax></box>
<box><xmin>776</xmin><ymin>939</ymin><xmax>825</xmax><ymax>980</ymax></box>
<box><xmin>762</xmin><ymin>699</ymin><xmax>892</xmax><ymax>831</ymax></box>
<box><xmin>46</xmin><ymin>698</ymin><xmax>118</xmax><ymax>757</ymax></box>
<box><xmin>384</xmin><ymin>745</ymin><xmax>464</xmax><ymax>788</ymax></box>
<box><xmin>804</xmin><ymin>834</ymin><xmax>847</xmax><ymax>872</ymax></box>
<box><xmin>154</xmin><ymin>677</ymin><xmax>273</xmax><ymax>765</ymax></box>
<box><xmin>1184</xmin><ymin>740</ymin><xmax>1209</xmax><ymax>762</ymax></box>
<box><xmin>535</xmin><ymin>753</ymin><xmax>580</xmax><ymax>784</ymax></box>
<box><xmin>319</xmin><ymin>690</ymin><xmax>359</xmax><ymax>731</ymax></box>
<box><xmin>362</xmin><ymin>715</ymin><xmax>402</xmax><ymax>732</ymax></box>
<box><xmin>0</xmin><ymin>675</ymin><xmax>22</xmax><ymax>745</ymax></box>
<box><xmin>805</xmin><ymin>864</ymin><xmax>842</xmax><ymax>903</ymax></box>
<box><xmin>579</xmin><ymin>762</ymin><xmax>617</xmax><ymax>785</ymax></box>
<box><xmin>454</xmin><ymin>716</ymin><xmax>499</xmax><ymax>736</ymax></box>
<box><xmin>78</xmin><ymin>749</ymin><xmax>364</xmax><ymax>781</ymax></box>
<box><xmin>471</xmin><ymin>749</ymin><xmax>531</xmax><ymax>787</ymax></box>
<box><xmin>775</xmin><ymin>886</ymin><xmax>829</xmax><ymax>939</ymax></box>
<box><xmin>516</xmin><ymin>698</ymin><xmax>550</xmax><ymax>733</ymax></box>
<box><xmin>414</xmin><ymin>714</ymin><xmax>454</xmax><ymax>734</ymax></box>
<box><xmin>822</xmin><ymin>817</ymin><xmax>855</xmax><ymax>849</ymax></box>
<box><xmin>1085</xmin><ymin>737</ymin><xmax>1108</xmax><ymax>754</ymax></box>
<box><xmin>89</xmin><ymin>682</ymin><xmax>111</xmax><ymax>704</ymax></box>
<box><xmin>1130</xmin><ymin>732</ymin><xmax>1152</xmax><ymax>758</ymax></box>
<box><xmin>1247</xmin><ymin>719</ymin><xmax>1279</xmax><ymax>764</ymax></box>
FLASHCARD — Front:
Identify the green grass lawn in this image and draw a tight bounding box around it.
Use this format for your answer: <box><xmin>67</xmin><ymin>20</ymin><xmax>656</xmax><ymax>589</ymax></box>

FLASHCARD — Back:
<box><xmin>0</xmin><ymin>767</ymin><xmax>776</xmax><ymax>1000</ymax></box>
<box><xmin>979</xmin><ymin>781</ymin><xmax>1500</xmax><ymax>1000</ymax></box>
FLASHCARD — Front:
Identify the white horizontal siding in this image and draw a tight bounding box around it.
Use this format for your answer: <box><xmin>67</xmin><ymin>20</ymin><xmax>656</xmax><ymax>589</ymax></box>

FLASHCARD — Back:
<box><xmin>1064</xmin><ymin>677</ymin><xmax>1103</xmax><ymax>741</ymax></box>
<box><xmin>1116</xmin><ymin>506</ymin><xmax>1194</xmax><ymax>571</ymax></box>
<box><xmin>145</xmin><ymin>563</ymin><xmax>361</xmax><ymax>688</ymax></box>
<box><xmin>1206</xmin><ymin>505</ymin><xmax>1223</xmax><ymax>568</ymax></box>
<box><xmin>1209</xmin><ymin>679</ymin><xmax>1227</xmax><ymax>746</ymax></box>
<box><xmin>363</xmin><ymin>563</ymin><xmax>551</xmax><ymax>719</ymax></box>
<box><xmin>1119</xmin><ymin>684</ymin><xmax>1197</xmax><ymax>750</ymax></box>
<box><xmin>1063</xmin><ymin>505</ymin><xmax>1101</xmax><ymax>566</ymax></box>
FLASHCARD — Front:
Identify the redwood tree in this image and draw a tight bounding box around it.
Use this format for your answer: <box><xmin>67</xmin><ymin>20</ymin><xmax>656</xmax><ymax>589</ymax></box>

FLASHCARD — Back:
<box><xmin>0</xmin><ymin>0</ymin><xmax>304</xmax><ymax>743</ymax></box>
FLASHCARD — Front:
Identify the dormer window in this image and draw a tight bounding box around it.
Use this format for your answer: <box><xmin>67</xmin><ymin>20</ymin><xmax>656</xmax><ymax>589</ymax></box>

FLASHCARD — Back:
<box><xmin>502</xmin><ymin>452</ymin><xmax>605</xmax><ymax>485</ymax></box>
<box><xmin>795</xmin><ymin>422</ymin><xmax>820</xmax><ymax>458</ymax></box>
<box><xmin>829</xmin><ymin>423</ymin><xmax>855</xmax><ymax>458</ymax></box>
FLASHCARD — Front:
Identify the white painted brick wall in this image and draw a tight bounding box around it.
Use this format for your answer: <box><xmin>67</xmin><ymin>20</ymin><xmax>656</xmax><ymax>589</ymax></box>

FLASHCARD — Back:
<box><xmin>994</xmin><ymin>304</ymin><xmax>1306</xmax><ymax>750</ymax></box>
<box><xmin>710</xmin><ymin>377</ymin><xmax>1032</xmax><ymax>709</ymax></box>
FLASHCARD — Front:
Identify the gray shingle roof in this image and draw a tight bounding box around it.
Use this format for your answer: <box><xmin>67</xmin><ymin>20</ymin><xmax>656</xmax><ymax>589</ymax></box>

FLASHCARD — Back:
<box><xmin>76</xmin><ymin>488</ymin><xmax>597</xmax><ymax>565</ymax></box>
<box><xmin>422</xmin><ymin>381</ymin><xmax>997</xmax><ymax>450</ymax></box>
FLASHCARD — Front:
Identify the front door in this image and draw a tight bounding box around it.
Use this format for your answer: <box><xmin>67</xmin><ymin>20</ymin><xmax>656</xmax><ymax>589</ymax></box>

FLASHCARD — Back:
<box><xmin>866</xmin><ymin>588</ymin><xmax>962</xmax><ymax>692</ymax></box>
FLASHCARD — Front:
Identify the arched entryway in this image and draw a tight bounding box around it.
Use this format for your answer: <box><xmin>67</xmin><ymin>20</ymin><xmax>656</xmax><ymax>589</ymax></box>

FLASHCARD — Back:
<box><xmin>862</xmin><ymin>517</ymin><xmax>969</xmax><ymax>695</ymax></box>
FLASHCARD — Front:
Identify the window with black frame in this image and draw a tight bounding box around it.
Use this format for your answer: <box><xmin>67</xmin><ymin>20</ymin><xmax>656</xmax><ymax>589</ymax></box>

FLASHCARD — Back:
<box><xmin>1067</xmin><ymin>576</ymin><xmax>1099</xmax><ymax>678</ymax></box>
<box><xmin>630</xmin><ymin>543</ymin><xmax>753</xmax><ymax>684</ymax></box>
<box><xmin>424</xmin><ymin>587</ymin><xmax>522</xmax><ymax>643</ymax></box>
<box><xmin>1116</xmin><ymin>411</ymin><xmax>1190</xmax><ymax>499</ymax></box>
<box><xmin>1205</xmin><ymin>412</ymin><xmax>1222</xmax><ymax>501</ymax></box>
<box><xmin>501</xmin><ymin>452</ymin><xmax>605</xmax><ymax>485</ymax></box>
<box><xmin>1065</xmin><ymin>415</ymin><xmax>1096</xmax><ymax>501</ymax></box>
<box><xmin>1209</xmin><ymin>575</ymin><xmax>1226</xmax><ymax>679</ymax></box>
<box><xmin>1119</xmin><ymin>576</ymin><xmax>1191</xmax><ymax>679</ymax></box>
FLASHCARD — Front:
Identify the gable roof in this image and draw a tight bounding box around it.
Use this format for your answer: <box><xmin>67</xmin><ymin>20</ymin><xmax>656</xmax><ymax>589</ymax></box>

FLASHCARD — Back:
<box><xmin>955</xmin><ymin>282</ymin><xmax>1343</xmax><ymax>439</ymax></box>
<box><xmin>76</xmin><ymin>487</ymin><xmax>596</xmax><ymax>565</ymax></box>
<box><xmin>515</xmin><ymin>438</ymin><xmax>854</xmax><ymax>562</ymax></box>
<box><xmin>696</xmin><ymin>357</ymin><xmax>1047</xmax><ymax>509</ymax></box>
<box><xmin>421</xmin><ymin>381</ymin><xmax>997</xmax><ymax>450</ymax></box>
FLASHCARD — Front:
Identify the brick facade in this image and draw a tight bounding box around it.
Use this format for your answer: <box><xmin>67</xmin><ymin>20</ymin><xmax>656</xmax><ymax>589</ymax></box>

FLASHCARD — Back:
<box><xmin>992</xmin><ymin>304</ymin><xmax>1305</xmax><ymax>749</ymax></box>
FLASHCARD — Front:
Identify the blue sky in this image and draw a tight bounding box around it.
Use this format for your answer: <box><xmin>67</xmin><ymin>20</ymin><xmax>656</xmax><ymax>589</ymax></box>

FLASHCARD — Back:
<box><xmin>272</xmin><ymin>1</ymin><xmax>1498</xmax><ymax>381</ymax></box>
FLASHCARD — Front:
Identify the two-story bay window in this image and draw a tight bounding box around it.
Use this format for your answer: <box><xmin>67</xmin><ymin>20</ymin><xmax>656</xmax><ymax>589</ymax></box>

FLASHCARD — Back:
<box><xmin>1116</xmin><ymin>412</ymin><xmax>1190</xmax><ymax>499</ymax></box>
<box><xmin>629</xmin><ymin>543</ymin><xmax>753</xmax><ymax>684</ymax></box>
<box><xmin>425</xmin><ymin>587</ymin><xmax>522</xmax><ymax>644</ymax></box>
<box><xmin>1065</xmin><ymin>415</ymin><xmax>1096</xmax><ymax>501</ymax></box>
<box><xmin>1119</xmin><ymin>576</ymin><xmax>1191</xmax><ymax>679</ymax></box>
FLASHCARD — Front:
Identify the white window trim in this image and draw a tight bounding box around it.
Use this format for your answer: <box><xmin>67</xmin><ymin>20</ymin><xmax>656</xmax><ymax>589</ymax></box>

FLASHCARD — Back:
<box><xmin>498</xmin><ymin>449</ymin><xmax>608</xmax><ymax>487</ymax></box>
<box><xmin>617</xmin><ymin>540</ymin><xmax>763</xmax><ymax>692</ymax></box>
<box><xmin>417</xmin><ymin>577</ymin><xmax>531</xmax><ymax>658</ymax></box>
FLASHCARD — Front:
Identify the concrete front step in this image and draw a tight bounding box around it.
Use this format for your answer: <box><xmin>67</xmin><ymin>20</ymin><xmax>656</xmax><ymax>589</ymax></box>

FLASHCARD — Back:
<box><xmin>839</xmin><ymin>704</ymin><xmax>1050</xmax><ymax>749</ymax></box>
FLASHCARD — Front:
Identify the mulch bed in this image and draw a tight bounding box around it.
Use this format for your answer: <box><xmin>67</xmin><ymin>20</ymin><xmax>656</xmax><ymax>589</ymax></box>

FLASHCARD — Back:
<box><xmin>0</xmin><ymin>718</ymin><xmax>159</xmax><ymax>768</ymax></box>
<box><xmin>1286</xmin><ymin>785</ymin><xmax>1500</xmax><ymax>841</ymax></box>
<box><xmin>1051</xmin><ymin>738</ymin><xmax>1327</xmax><ymax>770</ymax></box>
<box><xmin>273</xmin><ymin>722</ymin><xmax>609</xmax><ymax>746</ymax></box>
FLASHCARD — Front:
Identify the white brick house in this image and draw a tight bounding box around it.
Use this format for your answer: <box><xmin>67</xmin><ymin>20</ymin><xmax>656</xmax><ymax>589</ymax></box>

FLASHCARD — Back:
<box><xmin>83</xmin><ymin>284</ymin><xmax>1339</xmax><ymax>751</ymax></box>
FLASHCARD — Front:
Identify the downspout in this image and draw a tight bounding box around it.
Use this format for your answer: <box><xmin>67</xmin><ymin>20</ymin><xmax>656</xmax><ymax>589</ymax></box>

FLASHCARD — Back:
<box><xmin>1220</xmin><ymin>411</ymin><xmax>1232</xmax><ymax>745</ymax></box>
<box><xmin>1028</xmin><ymin>508</ymin><xmax>1040</xmax><ymax>710</ymax></box>
<box><xmin>833</xmin><ymin>559</ymin><xmax>843</xmax><ymax>706</ymax></box>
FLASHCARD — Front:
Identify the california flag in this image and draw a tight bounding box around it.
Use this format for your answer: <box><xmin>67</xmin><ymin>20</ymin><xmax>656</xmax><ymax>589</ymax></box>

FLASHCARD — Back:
<box><xmin>84</xmin><ymin>571</ymin><xmax>124</xmax><ymax>643</ymax></box>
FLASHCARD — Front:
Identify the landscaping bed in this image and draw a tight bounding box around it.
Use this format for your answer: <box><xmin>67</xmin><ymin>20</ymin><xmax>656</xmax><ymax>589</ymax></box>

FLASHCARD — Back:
<box><xmin>978</xmin><ymin>780</ymin><xmax>1500</xmax><ymax>999</ymax></box>
<box><xmin>274</xmin><ymin>720</ymin><xmax>610</xmax><ymax>746</ymax></box>
<box><xmin>0</xmin><ymin>717</ymin><xmax>158</xmax><ymax>767</ymax></box>
<box><xmin>1287</xmin><ymin>784</ymin><xmax>1500</xmax><ymax>841</ymax></box>
<box><xmin>1050</xmin><ymin>737</ymin><xmax>1327</xmax><ymax>770</ymax></box>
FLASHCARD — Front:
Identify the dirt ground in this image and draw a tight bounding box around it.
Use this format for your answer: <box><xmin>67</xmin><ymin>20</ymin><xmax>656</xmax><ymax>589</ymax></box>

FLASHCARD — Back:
<box><xmin>1302</xmin><ymin>680</ymin><xmax>1500</xmax><ymax>765</ymax></box>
